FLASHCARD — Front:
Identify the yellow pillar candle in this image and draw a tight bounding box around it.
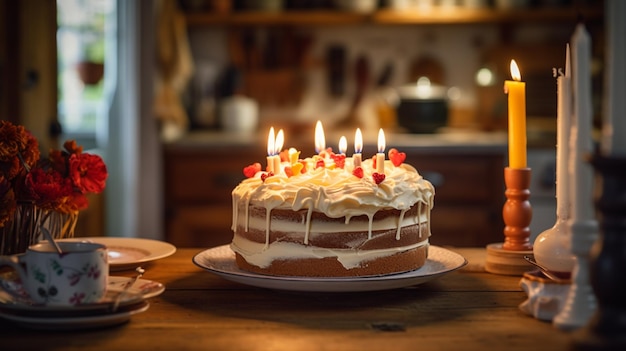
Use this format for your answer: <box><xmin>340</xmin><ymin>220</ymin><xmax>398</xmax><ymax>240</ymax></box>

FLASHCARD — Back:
<box><xmin>504</xmin><ymin>60</ymin><xmax>527</xmax><ymax>169</ymax></box>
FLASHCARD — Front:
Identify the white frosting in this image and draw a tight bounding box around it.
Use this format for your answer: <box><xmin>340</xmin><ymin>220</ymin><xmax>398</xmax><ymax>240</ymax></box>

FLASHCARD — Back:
<box><xmin>231</xmin><ymin>156</ymin><xmax>435</xmax><ymax>269</ymax></box>
<box><xmin>234</xmin><ymin>210</ymin><xmax>429</xmax><ymax>235</ymax></box>
<box><xmin>231</xmin><ymin>236</ymin><xmax>430</xmax><ymax>269</ymax></box>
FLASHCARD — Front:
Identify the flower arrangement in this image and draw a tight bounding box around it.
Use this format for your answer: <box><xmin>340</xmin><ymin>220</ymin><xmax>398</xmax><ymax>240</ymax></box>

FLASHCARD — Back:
<box><xmin>0</xmin><ymin>120</ymin><xmax>107</xmax><ymax>253</ymax></box>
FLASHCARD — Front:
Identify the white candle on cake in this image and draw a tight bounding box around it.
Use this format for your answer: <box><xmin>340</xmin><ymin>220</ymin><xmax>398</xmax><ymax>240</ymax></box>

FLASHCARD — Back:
<box><xmin>315</xmin><ymin>120</ymin><xmax>326</xmax><ymax>154</ymax></box>
<box><xmin>376</xmin><ymin>128</ymin><xmax>386</xmax><ymax>173</ymax></box>
<box><xmin>266</xmin><ymin>127</ymin><xmax>275</xmax><ymax>173</ymax></box>
<box><xmin>273</xmin><ymin>129</ymin><xmax>284</xmax><ymax>174</ymax></box>
<box><xmin>353</xmin><ymin>128</ymin><xmax>363</xmax><ymax>168</ymax></box>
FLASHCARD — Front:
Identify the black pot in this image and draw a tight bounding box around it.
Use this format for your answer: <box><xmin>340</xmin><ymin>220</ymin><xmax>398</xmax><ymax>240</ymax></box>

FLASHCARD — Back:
<box><xmin>396</xmin><ymin>83</ymin><xmax>449</xmax><ymax>134</ymax></box>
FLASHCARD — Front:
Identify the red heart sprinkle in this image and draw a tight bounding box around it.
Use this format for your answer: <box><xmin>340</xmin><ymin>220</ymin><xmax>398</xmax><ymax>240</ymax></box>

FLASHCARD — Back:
<box><xmin>388</xmin><ymin>148</ymin><xmax>406</xmax><ymax>167</ymax></box>
<box><xmin>352</xmin><ymin>167</ymin><xmax>364</xmax><ymax>178</ymax></box>
<box><xmin>243</xmin><ymin>162</ymin><xmax>262</xmax><ymax>178</ymax></box>
<box><xmin>373</xmin><ymin>172</ymin><xmax>386</xmax><ymax>184</ymax></box>
<box><xmin>316</xmin><ymin>160</ymin><xmax>325</xmax><ymax>169</ymax></box>
<box><xmin>330</xmin><ymin>154</ymin><xmax>346</xmax><ymax>169</ymax></box>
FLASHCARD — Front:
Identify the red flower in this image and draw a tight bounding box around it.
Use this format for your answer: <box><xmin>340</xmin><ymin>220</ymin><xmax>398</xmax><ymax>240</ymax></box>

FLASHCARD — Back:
<box><xmin>58</xmin><ymin>192</ymin><xmax>89</xmax><ymax>213</ymax></box>
<box><xmin>63</xmin><ymin>140</ymin><xmax>83</xmax><ymax>155</ymax></box>
<box><xmin>69</xmin><ymin>153</ymin><xmax>108</xmax><ymax>194</ymax></box>
<box><xmin>0</xmin><ymin>121</ymin><xmax>28</xmax><ymax>162</ymax></box>
<box><xmin>1</xmin><ymin>121</ymin><xmax>107</xmax><ymax>224</ymax></box>
<box><xmin>25</xmin><ymin>168</ymin><xmax>74</xmax><ymax>210</ymax></box>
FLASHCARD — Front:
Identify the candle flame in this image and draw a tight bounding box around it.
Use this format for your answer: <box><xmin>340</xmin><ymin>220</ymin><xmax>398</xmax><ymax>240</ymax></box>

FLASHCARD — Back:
<box><xmin>339</xmin><ymin>136</ymin><xmax>347</xmax><ymax>155</ymax></box>
<box><xmin>275</xmin><ymin>129</ymin><xmax>284</xmax><ymax>154</ymax></box>
<box><xmin>315</xmin><ymin>120</ymin><xmax>326</xmax><ymax>153</ymax></box>
<box><xmin>510</xmin><ymin>60</ymin><xmax>521</xmax><ymax>81</ymax></box>
<box><xmin>267</xmin><ymin>127</ymin><xmax>275</xmax><ymax>156</ymax></box>
<box><xmin>354</xmin><ymin>128</ymin><xmax>363</xmax><ymax>154</ymax></box>
<box><xmin>377</xmin><ymin>128</ymin><xmax>386</xmax><ymax>153</ymax></box>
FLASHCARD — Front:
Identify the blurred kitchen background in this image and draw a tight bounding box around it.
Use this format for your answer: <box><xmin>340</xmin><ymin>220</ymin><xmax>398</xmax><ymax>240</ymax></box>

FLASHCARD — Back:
<box><xmin>0</xmin><ymin>0</ymin><xmax>606</xmax><ymax>248</ymax></box>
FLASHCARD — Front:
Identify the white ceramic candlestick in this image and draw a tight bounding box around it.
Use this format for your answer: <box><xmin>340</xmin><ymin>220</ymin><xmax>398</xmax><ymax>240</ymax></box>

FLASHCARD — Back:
<box><xmin>553</xmin><ymin>23</ymin><xmax>599</xmax><ymax>331</ymax></box>
<box><xmin>533</xmin><ymin>46</ymin><xmax>575</xmax><ymax>275</ymax></box>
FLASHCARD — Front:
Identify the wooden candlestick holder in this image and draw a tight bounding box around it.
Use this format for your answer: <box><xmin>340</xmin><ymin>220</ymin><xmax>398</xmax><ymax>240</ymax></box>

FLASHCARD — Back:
<box><xmin>485</xmin><ymin>167</ymin><xmax>535</xmax><ymax>275</ymax></box>
<box><xmin>571</xmin><ymin>154</ymin><xmax>626</xmax><ymax>350</ymax></box>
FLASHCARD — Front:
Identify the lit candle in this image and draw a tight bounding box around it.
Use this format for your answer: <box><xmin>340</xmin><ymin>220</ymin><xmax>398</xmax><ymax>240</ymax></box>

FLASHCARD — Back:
<box><xmin>376</xmin><ymin>128</ymin><xmax>386</xmax><ymax>173</ymax></box>
<box><xmin>571</xmin><ymin>23</ymin><xmax>594</xmax><ymax>221</ymax></box>
<box><xmin>314</xmin><ymin>120</ymin><xmax>326</xmax><ymax>154</ymax></box>
<box><xmin>504</xmin><ymin>59</ymin><xmax>527</xmax><ymax>169</ymax></box>
<box><xmin>273</xmin><ymin>129</ymin><xmax>284</xmax><ymax>174</ymax></box>
<box><xmin>266</xmin><ymin>127</ymin><xmax>275</xmax><ymax>173</ymax></box>
<box><xmin>338</xmin><ymin>136</ymin><xmax>347</xmax><ymax>155</ymax></box>
<box><xmin>353</xmin><ymin>128</ymin><xmax>363</xmax><ymax>168</ymax></box>
<box><xmin>556</xmin><ymin>45</ymin><xmax>572</xmax><ymax>220</ymax></box>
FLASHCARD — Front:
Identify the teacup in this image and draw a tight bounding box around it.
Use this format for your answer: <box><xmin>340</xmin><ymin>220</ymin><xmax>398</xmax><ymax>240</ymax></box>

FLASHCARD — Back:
<box><xmin>0</xmin><ymin>241</ymin><xmax>108</xmax><ymax>306</ymax></box>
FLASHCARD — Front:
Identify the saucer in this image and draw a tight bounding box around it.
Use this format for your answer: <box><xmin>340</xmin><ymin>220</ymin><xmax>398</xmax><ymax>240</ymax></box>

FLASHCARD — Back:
<box><xmin>0</xmin><ymin>275</ymin><xmax>164</xmax><ymax>316</ymax></box>
<box><xmin>59</xmin><ymin>237</ymin><xmax>176</xmax><ymax>271</ymax></box>
<box><xmin>0</xmin><ymin>301</ymin><xmax>150</xmax><ymax>330</ymax></box>
<box><xmin>193</xmin><ymin>245</ymin><xmax>467</xmax><ymax>292</ymax></box>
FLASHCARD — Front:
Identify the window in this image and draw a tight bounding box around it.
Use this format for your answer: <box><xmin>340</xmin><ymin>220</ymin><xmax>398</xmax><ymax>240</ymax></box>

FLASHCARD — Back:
<box><xmin>57</xmin><ymin>0</ymin><xmax>115</xmax><ymax>141</ymax></box>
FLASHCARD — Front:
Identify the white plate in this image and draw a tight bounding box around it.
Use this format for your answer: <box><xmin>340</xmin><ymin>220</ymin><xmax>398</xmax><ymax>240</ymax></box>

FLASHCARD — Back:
<box><xmin>59</xmin><ymin>237</ymin><xmax>176</xmax><ymax>271</ymax></box>
<box><xmin>0</xmin><ymin>276</ymin><xmax>165</xmax><ymax>315</ymax></box>
<box><xmin>0</xmin><ymin>301</ymin><xmax>150</xmax><ymax>330</ymax></box>
<box><xmin>193</xmin><ymin>245</ymin><xmax>467</xmax><ymax>292</ymax></box>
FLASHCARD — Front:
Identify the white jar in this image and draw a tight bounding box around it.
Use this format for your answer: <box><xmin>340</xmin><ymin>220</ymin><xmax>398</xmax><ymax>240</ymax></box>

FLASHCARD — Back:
<box><xmin>220</xmin><ymin>95</ymin><xmax>259</xmax><ymax>134</ymax></box>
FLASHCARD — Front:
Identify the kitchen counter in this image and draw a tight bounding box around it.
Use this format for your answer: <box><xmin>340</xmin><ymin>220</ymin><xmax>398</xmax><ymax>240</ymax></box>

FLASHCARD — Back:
<box><xmin>0</xmin><ymin>247</ymin><xmax>579</xmax><ymax>351</ymax></box>
<box><xmin>164</xmin><ymin>130</ymin><xmax>509</xmax><ymax>154</ymax></box>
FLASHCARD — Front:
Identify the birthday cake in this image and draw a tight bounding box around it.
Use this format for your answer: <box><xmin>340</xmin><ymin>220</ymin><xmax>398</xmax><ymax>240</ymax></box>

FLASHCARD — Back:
<box><xmin>230</xmin><ymin>128</ymin><xmax>435</xmax><ymax>277</ymax></box>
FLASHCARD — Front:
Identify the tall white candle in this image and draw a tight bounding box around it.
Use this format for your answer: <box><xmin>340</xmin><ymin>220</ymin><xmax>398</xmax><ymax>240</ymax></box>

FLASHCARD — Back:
<box><xmin>571</xmin><ymin>23</ymin><xmax>594</xmax><ymax>221</ymax></box>
<box><xmin>601</xmin><ymin>0</ymin><xmax>626</xmax><ymax>156</ymax></box>
<box><xmin>556</xmin><ymin>44</ymin><xmax>572</xmax><ymax>220</ymax></box>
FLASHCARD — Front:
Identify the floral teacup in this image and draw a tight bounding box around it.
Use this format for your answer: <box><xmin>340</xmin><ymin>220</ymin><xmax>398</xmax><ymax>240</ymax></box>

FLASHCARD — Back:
<box><xmin>0</xmin><ymin>241</ymin><xmax>108</xmax><ymax>306</ymax></box>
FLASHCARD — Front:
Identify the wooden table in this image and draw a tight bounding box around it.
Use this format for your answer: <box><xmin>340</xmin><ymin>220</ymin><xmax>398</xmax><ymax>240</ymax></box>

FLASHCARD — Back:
<box><xmin>0</xmin><ymin>247</ymin><xmax>578</xmax><ymax>350</ymax></box>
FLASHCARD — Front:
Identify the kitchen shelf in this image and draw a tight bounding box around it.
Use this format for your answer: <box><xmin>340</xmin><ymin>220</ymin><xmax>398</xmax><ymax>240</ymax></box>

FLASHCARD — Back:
<box><xmin>185</xmin><ymin>6</ymin><xmax>603</xmax><ymax>27</ymax></box>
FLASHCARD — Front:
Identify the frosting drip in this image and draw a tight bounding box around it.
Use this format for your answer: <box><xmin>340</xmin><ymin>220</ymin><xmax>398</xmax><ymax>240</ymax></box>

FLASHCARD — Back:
<box><xmin>232</xmin><ymin>158</ymin><xmax>435</xmax><ymax>243</ymax></box>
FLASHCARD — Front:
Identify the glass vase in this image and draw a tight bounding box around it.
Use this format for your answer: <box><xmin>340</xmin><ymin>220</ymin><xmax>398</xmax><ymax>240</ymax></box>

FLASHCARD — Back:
<box><xmin>0</xmin><ymin>202</ymin><xmax>78</xmax><ymax>255</ymax></box>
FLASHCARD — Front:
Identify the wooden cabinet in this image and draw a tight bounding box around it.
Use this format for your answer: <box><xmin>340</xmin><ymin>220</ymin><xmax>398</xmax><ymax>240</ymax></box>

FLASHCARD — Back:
<box><xmin>405</xmin><ymin>152</ymin><xmax>505</xmax><ymax>247</ymax></box>
<box><xmin>164</xmin><ymin>140</ymin><xmax>505</xmax><ymax>248</ymax></box>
